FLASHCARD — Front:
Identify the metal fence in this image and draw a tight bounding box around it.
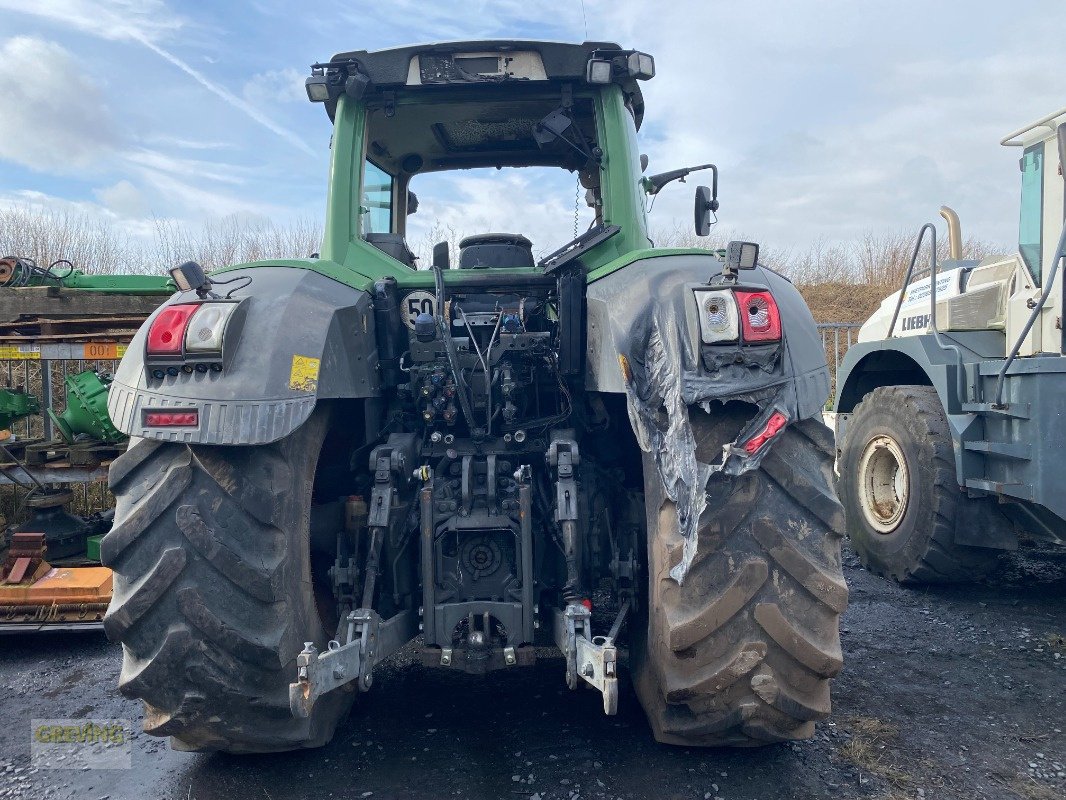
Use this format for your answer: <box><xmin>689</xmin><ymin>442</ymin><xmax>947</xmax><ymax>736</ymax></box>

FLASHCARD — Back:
<box><xmin>818</xmin><ymin>323</ymin><xmax>863</xmax><ymax>402</ymax></box>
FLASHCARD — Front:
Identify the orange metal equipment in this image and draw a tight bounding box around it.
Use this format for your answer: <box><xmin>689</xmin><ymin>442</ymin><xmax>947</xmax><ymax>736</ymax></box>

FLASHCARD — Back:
<box><xmin>0</xmin><ymin>532</ymin><xmax>112</xmax><ymax>632</ymax></box>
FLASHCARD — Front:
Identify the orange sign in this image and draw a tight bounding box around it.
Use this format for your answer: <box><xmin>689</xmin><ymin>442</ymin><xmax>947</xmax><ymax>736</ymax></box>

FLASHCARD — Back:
<box><xmin>82</xmin><ymin>342</ymin><xmax>121</xmax><ymax>359</ymax></box>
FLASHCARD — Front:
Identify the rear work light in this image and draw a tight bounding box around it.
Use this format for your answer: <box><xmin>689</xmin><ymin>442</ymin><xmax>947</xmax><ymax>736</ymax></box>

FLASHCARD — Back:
<box><xmin>694</xmin><ymin>289</ymin><xmax>739</xmax><ymax>343</ymax></box>
<box><xmin>144</xmin><ymin>410</ymin><xmax>199</xmax><ymax>427</ymax></box>
<box><xmin>147</xmin><ymin>304</ymin><xmax>198</xmax><ymax>355</ymax></box>
<box><xmin>185</xmin><ymin>302</ymin><xmax>238</xmax><ymax>353</ymax></box>
<box><xmin>735</xmin><ymin>290</ymin><xmax>781</xmax><ymax>342</ymax></box>
<box><xmin>742</xmin><ymin>410</ymin><xmax>788</xmax><ymax>454</ymax></box>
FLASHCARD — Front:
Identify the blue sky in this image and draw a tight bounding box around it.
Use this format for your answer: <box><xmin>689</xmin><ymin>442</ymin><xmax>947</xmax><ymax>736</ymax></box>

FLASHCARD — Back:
<box><xmin>0</xmin><ymin>1</ymin><xmax>1063</xmax><ymax>262</ymax></box>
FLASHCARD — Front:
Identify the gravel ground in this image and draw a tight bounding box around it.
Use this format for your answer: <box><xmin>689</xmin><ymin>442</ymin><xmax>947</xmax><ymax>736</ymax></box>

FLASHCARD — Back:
<box><xmin>1</xmin><ymin>541</ymin><xmax>1063</xmax><ymax>800</ymax></box>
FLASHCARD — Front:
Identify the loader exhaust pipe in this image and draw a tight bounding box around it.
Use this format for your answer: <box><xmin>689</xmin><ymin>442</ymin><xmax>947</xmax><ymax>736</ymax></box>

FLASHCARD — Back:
<box><xmin>939</xmin><ymin>206</ymin><xmax>963</xmax><ymax>260</ymax></box>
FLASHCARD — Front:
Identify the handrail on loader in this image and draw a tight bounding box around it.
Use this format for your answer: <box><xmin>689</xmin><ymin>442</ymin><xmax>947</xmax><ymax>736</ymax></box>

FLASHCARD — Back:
<box><xmin>887</xmin><ymin>222</ymin><xmax>968</xmax><ymax>408</ymax></box>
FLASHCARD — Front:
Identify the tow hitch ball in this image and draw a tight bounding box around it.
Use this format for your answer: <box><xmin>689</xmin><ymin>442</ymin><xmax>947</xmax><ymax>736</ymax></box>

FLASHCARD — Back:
<box><xmin>553</xmin><ymin>600</ymin><xmax>630</xmax><ymax>715</ymax></box>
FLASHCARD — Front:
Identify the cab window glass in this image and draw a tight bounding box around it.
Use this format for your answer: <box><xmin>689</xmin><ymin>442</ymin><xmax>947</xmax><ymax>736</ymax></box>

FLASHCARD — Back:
<box><xmin>363</xmin><ymin>160</ymin><xmax>393</xmax><ymax>235</ymax></box>
<box><xmin>1019</xmin><ymin>143</ymin><xmax>1043</xmax><ymax>284</ymax></box>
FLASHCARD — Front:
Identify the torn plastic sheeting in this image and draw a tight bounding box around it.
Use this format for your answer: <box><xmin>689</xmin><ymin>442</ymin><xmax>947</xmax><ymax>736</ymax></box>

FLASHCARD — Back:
<box><xmin>622</xmin><ymin>312</ymin><xmax>802</xmax><ymax>585</ymax></box>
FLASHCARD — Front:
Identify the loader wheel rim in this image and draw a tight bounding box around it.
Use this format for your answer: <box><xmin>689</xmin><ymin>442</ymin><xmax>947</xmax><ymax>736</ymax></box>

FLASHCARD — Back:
<box><xmin>858</xmin><ymin>434</ymin><xmax>909</xmax><ymax>533</ymax></box>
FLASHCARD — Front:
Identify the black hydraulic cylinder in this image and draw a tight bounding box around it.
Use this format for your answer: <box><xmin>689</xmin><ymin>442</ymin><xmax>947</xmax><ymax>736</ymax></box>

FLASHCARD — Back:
<box><xmin>372</xmin><ymin>277</ymin><xmax>406</xmax><ymax>387</ymax></box>
<box><xmin>419</xmin><ymin>483</ymin><xmax>436</xmax><ymax>646</ymax></box>
<box><xmin>519</xmin><ymin>482</ymin><xmax>535</xmax><ymax>643</ymax></box>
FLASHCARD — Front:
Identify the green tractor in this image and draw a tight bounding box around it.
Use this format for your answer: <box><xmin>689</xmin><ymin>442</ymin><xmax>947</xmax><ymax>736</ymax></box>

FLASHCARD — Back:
<box><xmin>101</xmin><ymin>40</ymin><xmax>845</xmax><ymax>753</ymax></box>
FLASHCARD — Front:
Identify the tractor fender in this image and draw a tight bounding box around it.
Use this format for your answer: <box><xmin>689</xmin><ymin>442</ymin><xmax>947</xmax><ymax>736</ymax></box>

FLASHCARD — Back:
<box><xmin>586</xmin><ymin>254</ymin><xmax>829</xmax><ymax>416</ymax></box>
<box><xmin>107</xmin><ymin>266</ymin><xmax>380</xmax><ymax>445</ymax></box>
<box><xmin>585</xmin><ymin>253</ymin><xmax>831</xmax><ymax>582</ymax></box>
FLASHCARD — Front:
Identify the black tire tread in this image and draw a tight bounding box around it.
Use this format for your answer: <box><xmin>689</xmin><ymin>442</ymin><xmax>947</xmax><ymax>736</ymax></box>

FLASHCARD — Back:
<box><xmin>633</xmin><ymin>409</ymin><xmax>847</xmax><ymax>747</ymax></box>
<box><xmin>101</xmin><ymin>414</ymin><xmax>350</xmax><ymax>753</ymax></box>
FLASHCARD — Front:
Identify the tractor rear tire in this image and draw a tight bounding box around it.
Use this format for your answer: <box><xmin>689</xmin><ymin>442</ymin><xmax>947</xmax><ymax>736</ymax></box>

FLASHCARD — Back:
<box><xmin>838</xmin><ymin>385</ymin><xmax>1006</xmax><ymax>584</ymax></box>
<box><xmin>100</xmin><ymin>410</ymin><xmax>352</xmax><ymax>753</ymax></box>
<box><xmin>632</xmin><ymin>406</ymin><xmax>847</xmax><ymax>746</ymax></box>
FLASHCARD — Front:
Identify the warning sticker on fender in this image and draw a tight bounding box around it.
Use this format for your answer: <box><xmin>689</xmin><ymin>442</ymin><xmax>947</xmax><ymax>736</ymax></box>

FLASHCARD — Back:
<box><xmin>289</xmin><ymin>355</ymin><xmax>320</xmax><ymax>392</ymax></box>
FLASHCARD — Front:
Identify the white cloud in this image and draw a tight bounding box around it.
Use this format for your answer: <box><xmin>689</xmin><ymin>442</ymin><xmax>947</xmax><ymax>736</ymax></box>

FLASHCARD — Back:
<box><xmin>94</xmin><ymin>179</ymin><xmax>147</xmax><ymax>216</ymax></box>
<box><xmin>0</xmin><ymin>36</ymin><xmax>118</xmax><ymax>172</ymax></box>
<box><xmin>243</xmin><ymin>68</ymin><xmax>306</xmax><ymax>107</ymax></box>
<box><xmin>0</xmin><ymin>1</ymin><xmax>315</xmax><ymax>156</ymax></box>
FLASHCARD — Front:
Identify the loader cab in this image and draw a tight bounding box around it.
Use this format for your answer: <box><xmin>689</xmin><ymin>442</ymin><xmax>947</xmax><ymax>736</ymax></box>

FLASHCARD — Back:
<box><xmin>1001</xmin><ymin>107</ymin><xmax>1066</xmax><ymax>353</ymax></box>
<box><xmin>308</xmin><ymin>42</ymin><xmax>655</xmax><ymax>274</ymax></box>
<box><xmin>1011</xmin><ymin>122</ymin><xmax>1065</xmax><ymax>285</ymax></box>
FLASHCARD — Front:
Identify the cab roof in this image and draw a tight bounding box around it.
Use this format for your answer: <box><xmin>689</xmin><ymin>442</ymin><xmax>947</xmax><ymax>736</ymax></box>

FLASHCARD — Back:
<box><xmin>318</xmin><ymin>40</ymin><xmax>648</xmax><ymax>128</ymax></box>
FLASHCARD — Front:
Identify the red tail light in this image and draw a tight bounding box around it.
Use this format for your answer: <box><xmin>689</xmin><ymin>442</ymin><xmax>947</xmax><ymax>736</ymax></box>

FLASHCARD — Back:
<box><xmin>735</xmin><ymin>290</ymin><xmax>781</xmax><ymax>342</ymax></box>
<box><xmin>743</xmin><ymin>411</ymin><xmax>788</xmax><ymax>454</ymax></box>
<box><xmin>147</xmin><ymin>304</ymin><xmax>198</xmax><ymax>355</ymax></box>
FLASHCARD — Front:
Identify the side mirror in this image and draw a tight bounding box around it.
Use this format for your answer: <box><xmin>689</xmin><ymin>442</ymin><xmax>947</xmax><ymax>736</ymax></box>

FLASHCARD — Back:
<box><xmin>639</xmin><ymin>153</ymin><xmax>649</xmax><ymax>173</ymax></box>
<box><xmin>407</xmin><ymin>190</ymin><xmax>419</xmax><ymax>215</ymax></box>
<box><xmin>1058</xmin><ymin>123</ymin><xmax>1066</xmax><ymax>182</ymax></box>
<box><xmin>694</xmin><ymin>186</ymin><xmax>718</xmax><ymax>237</ymax></box>
<box><xmin>432</xmin><ymin>241</ymin><xmax>450</xmax><ymax>269</ymax></box>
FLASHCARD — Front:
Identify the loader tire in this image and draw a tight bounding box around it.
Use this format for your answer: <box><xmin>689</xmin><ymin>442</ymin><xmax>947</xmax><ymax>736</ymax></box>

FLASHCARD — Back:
<box><xmin>838</xmin><ymin>385</ymin><xmax>1005</xmax><ymax>584</ymax></box>
<box><xmin>100</xmin><ymin>410</ymin><xmax>352</xmax><ymax>753</ymax></box>
<box><xmin>633</xmin><ymin>405</ymin><xmax>847</xmax><ymax>747</ymax></box>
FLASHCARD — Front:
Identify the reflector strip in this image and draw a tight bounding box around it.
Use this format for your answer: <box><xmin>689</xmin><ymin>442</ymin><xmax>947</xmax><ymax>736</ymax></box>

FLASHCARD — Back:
<box><xmin>144</xmin><ymin>410</ymin><xmax>199</xmax><ymax>427</ymax></box>
<box><xmin>743</xmin><ymin>411</ymin><xmax>788</xmax><ymax>454</ymax></box>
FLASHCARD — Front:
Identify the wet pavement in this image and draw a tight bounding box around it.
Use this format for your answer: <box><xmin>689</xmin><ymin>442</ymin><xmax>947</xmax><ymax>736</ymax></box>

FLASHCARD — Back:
<box><xmin>1</xmin><ymin>541</ymin><xmax>1063</xmax><ymax>800</ymax></box>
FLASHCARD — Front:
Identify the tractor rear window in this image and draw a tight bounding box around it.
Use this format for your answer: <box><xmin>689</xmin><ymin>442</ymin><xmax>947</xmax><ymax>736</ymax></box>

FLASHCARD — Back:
<box><xmin>360</xmin><ymin>89</ymin><xmax>604</xmax><ymax>260</ymax></box>
<box><xmin>1019</xmin><ymin>143</ymin><xmax>1044</xmax><ymax>284</ymax></box>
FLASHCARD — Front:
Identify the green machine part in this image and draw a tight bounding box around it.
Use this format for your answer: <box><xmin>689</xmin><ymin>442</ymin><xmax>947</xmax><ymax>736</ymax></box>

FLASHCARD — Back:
<box><xmin>48</xmin><ymin>370</ymin><xmax>126</xmax><ymax>444</ymax></box>
<box><xmin>0</xmin><ymin>387</ymin><xmax>40</xmax><ymax>430</ymax></box>
<box><xmin>0</xmin><ymin>256</ymin><xmax>175</xmax><ymax>295</ymax></box>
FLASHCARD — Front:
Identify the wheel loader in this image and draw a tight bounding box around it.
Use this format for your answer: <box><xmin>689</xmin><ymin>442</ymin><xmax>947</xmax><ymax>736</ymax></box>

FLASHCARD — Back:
<box><xmin>834</xmin><ymin>107</ymin><xmax>1066</xmax><ymax>583</ymax></box>
<box><xmin>100</xmin><ymin>40</ymin><xmax>845</xmax><ymax>753</ymax></box>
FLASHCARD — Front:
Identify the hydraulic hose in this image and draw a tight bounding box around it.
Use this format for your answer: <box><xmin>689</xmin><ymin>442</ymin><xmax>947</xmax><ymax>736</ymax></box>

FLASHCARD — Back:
<box><xmin>432</xmin><ymin>264</ymin><xmax>479</xmax><ymax>434</ymax></box>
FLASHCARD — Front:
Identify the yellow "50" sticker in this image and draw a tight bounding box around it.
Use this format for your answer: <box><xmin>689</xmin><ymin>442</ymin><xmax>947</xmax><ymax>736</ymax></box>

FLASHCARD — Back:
<box><xmin>289</xmin><ymin>355</ymin><xmax>320</xmax><ymax>392</ymax></box>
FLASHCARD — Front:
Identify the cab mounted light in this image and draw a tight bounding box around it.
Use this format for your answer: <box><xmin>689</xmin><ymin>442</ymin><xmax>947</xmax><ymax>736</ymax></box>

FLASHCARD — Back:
<box><xmin>626</xmin><ymin>52</ymin><xmax>655</xmax><ymax>79</ymax></box>
<box><xmin>586</xmin><ymin>50</ymin><xmax>655</xmax><ymax>85</ymax></box>
<box><xmin>306</xmin><ymin>59</ymin><xmax>368</xmax><ymax>103</ymax></box>
<box><xmin>586</xmin><ymin>59</ymin><xmax>613</xmax><ymax>84</ymax></box>
<box><xmin>305</xmin><ymin>73</ymin><xmax>331</xmax><ymax>103</ymax></box>
<box><xmin>726</xmin><ymin>240</ymin><xmax>759</xmax><ymax>271</ymax></box>
<box><xmin>169</xmin><ymin>261</ymin><xmax>212</xmax><ymax>297</ymax></box>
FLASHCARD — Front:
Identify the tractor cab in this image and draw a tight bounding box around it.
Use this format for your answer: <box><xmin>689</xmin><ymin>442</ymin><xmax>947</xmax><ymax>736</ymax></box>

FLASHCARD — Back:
<box><xmin>307</xmin><ymin>42</ymin><xmax>656</xmax><ymax>272</ymax></box>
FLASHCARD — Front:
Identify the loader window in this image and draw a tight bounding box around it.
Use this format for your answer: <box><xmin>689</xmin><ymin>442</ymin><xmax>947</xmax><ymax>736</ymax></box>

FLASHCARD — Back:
<box><xmin>1019</xmin><ymin>143</ymin><xmax>1044</xmax><ymax>284</ymax></box>
<box><xmin>362</xmin><ymin>160</ymin><xmax>394</xmax><ymax>234</ymax></box>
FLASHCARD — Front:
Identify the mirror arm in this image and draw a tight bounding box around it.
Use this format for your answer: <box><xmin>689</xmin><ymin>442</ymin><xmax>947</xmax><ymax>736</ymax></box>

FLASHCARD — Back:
<box><xmin>646</xmin><ymin>164</ymin><xmax>717</xmax><ymax>204</ymax></box>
